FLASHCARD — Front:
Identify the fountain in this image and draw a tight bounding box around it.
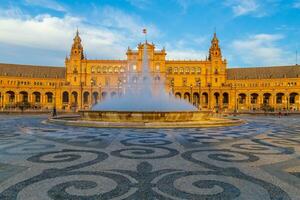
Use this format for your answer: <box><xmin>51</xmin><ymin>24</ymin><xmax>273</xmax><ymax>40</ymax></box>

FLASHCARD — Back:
<box><xmin>49</xmin><ymin>35</ymin><xmax>243</xmax><ymax>128</ymax></box>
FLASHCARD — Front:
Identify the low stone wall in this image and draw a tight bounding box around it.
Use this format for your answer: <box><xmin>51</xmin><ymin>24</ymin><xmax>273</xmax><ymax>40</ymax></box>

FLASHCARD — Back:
<box><xmin>79</xmin><ymin>110</ymin><xmax>211</xmax><ymax>122</ymax></box>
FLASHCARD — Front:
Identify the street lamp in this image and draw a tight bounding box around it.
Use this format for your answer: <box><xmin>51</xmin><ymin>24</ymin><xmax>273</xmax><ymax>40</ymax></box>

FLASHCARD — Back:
<box><xmin>190</xmin><ymin>84</ymin><xmax>193</xmax><ymax>105</ymax></box>
<box><xmin>207</xmin><ymin>83</ymin><xmax>211</xmax><ymax>110</ymax></box>
<box><xmin>90</xmin><ymin>79</ymin><xmax>94</xmax><ymax>108</ymax></box>
<box><xmin>99</xmin><ymin>83</ymin><xmax>102</xmax><ymax>102</ymax></box>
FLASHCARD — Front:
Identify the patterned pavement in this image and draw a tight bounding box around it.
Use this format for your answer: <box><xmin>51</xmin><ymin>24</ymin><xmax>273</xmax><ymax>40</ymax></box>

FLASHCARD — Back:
<box><xmin>0</xmin><ymin>115</ymin><xmax>300</xmax><ymax>199</ymax></box>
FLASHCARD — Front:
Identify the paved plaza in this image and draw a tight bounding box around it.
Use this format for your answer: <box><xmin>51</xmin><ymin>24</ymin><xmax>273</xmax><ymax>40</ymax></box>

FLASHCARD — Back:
<box><xmin>0</xmin><ymin>115</ymin><xmax>299</xmax><ymax>199</ymax></box>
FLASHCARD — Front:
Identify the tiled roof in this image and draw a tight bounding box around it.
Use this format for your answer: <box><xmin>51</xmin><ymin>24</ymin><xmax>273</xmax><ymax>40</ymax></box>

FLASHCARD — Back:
<box><xmin>0</xmin><ymin>63</ymin><xmax>65</xmax><ymax>78</ymax></box>
<box><xmin>227</xmin><ymin>65</ymin><xmax>300</xmax><ymax>80</ymax></box>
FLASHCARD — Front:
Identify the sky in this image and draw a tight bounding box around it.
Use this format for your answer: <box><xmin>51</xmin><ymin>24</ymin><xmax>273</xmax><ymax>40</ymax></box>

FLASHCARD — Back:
<box><xmin>0</xmin><ymin>0</ymin><xmax>299</xmax><ymax>68</ymax></box>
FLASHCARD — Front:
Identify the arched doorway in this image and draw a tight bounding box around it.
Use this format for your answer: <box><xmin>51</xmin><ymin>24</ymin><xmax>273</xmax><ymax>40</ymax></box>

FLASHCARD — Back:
<box><xmin>33</xmin><ymin>92</ymin><xmax>41</xmax><ymax>103</ymax></box>
<box><xmin>93</xmin><ymin>92</ymin><xmax>99</xmax><ymax>104</ymax></box>
<box><xmin>19</xmin><ymin>91</ymin><xmax>28</xmax><ymax>103</ymax></box>
<box><xmin>71</xmin><ymin>91</ymin><xmax>78</xmax><ymax>104</ymax></box>
<box><xmin>202</xmin><ymin>92</ymin><xmax>208</xmax><ymax>106</ymax></box>
<box><xmin>184</xmin><ymin>92</ymin><xmax>191</xmax><ymax>102</ymax></box>
<box><xmin>238</xmin><ymin>93</ymin><xmax>246</xmax><ymax>104</ymax></box>
<box><xmin>175</xmin><ymin>92</ymin><xmax>181</xmax><ymax>99</ymax></box>
<box><xmin>111</xmin><ymin>92</ymin><xmax>117</xmax><ymax>98</ymax></box>
<box><xmin>222</xmin><ymin>93</ymin><xmax>229</xmax><ymax>108</ymax></box>
<box><xmin>83</xmin><ymin>92</ymin><xmax>89</xmax><ymax>104</ymax></box>
<box><xmin>193</xmin><ymin>92</ymin><xmax>200</xmax><ymax>107</ymax></box>
<box><xmin>62</xmin><ymin>91</ymin><xmax>69</xmax><ymax>103</ymax></box>
<box><xmin>289</xmin><ymin>92</ymin><xmax>299</xmax><ymax>110</ymax></box>
<box><xmin>6</xmin><ymin>91</ymin><xmax>15</xmax><ymax>103</ymax></box>
<box><xmin>45</xmin><ymin>92</ymin><xmax>53</xmax><ymax>103</ymax></box>
<box><xmin>214</xmin><ymin>92</ymin><xmax>220</xmax><ymax>106</ymax></box>
<box><xmin>251</xmin><ymin>93</ymin><xmax>258</xmax><ymax>104</ymax></box>
<box><xmin>102</xmin><ymin>92</ymin><xmax>107</xmax><ymax>100</ymax></box>
<box><xmin>276</xmin><ymin>93</ymin><xmax>284</xmax><ymax>104</ymax></box>
<box><xmin>263</xmin><ymin>93</ymin><xmax>271</xmax><ymax>105</ymax></box>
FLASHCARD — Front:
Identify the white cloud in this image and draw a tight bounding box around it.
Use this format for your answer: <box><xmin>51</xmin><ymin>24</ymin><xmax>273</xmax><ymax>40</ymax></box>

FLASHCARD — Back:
<box><xmin>24</xmin><ymin>0</ymin><xmax>66</xmax><ymax>12</ymax></box>
<box><xmin>125</xmin><ymin>0</ymin><xmax>151</xmax><ymax>9</ymax></box>
<box><xmin>231</xmin><ymin>34</ymin><xmax>294</xmax><ymax>66</ymax></box>
<box><xmin>225</xmin><ymin>0</ymin><xmax>260</xmax><ymax>16</ymax></box>
<box><xmin>294</xmin><ymin>0</ymin><xmax>300</xmax><ymax>8</ymax></box>
<box><xmin>0</xmin><ymin>6</ymin><xmax>160</xmax><ymax>65</ymax></box>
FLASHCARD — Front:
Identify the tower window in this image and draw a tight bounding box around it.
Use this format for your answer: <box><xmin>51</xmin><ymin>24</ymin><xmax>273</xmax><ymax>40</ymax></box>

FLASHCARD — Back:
<box><xmin>215</xmin><ymin>78</ymin><xmax>218</xmax><ymax>83</ymax></box>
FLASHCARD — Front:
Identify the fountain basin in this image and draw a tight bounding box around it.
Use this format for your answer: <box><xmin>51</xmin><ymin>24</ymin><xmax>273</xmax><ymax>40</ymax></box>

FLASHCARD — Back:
<box><xmin>47</xmin><ymin>110</ymin><xmax>244</xmax><ymax>128</ymax></box>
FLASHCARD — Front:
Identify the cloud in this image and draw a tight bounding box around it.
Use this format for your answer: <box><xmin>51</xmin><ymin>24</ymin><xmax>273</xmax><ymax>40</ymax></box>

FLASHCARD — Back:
<box><xmin>125</xmin><ymin>0</ymin><xmax>151</xmax><ymax>9</ymax></box>
<box><xmin>0</xmin><ymin>6</ymin><xmax>160</xmax><ymax>65</ymax></box>
<box><xmin>294</xmin><ymin>0</ymin><xmax>300</xmax><ymax>8</ymax></box>
<box><xmin>231</xmin><ymin>34</ymin><xmax>294</xmax><ymax>66</ymax></box>
<box><xmin>24</xmin><ymin>0</ymin><xmax>66</xmax><ymax>12</ymax></box>
<box><xmin>225</xmin><ymin>0</ymin><xmax>260</xmax><ymax>16</ymax></box>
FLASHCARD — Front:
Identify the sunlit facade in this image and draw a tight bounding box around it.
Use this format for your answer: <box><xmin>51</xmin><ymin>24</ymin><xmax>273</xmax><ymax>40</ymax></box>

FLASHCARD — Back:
<box><xmin>0</xmin><ymin>31</ymin><xmax>299</xmax><ymax>112</ymax></box>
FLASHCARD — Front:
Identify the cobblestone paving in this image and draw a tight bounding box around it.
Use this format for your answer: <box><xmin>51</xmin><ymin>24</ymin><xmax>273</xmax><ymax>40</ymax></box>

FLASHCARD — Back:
<box><xmin>0</xmin><ymin>115</ymin><xmax>300</xmax><ymax>199</ymax></box>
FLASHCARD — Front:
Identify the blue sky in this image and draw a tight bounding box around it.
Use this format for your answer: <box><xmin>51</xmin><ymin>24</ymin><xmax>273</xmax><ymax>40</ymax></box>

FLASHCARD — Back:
<box><xmin>0</xmin><ymin>0</ymin><xmax>299</xmax><ymax>68</ymax></box>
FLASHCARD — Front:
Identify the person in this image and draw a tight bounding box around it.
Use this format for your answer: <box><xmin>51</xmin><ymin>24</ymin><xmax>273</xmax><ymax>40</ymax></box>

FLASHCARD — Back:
<box><xmin>278</xmin><ymin>111</ymin><xmax>282</xmax><ymax>118</ymax></box>
<box><xmin>52</xmin><ymin>107</ymin><xmax>57</xmax><ymax>117</ymax></box>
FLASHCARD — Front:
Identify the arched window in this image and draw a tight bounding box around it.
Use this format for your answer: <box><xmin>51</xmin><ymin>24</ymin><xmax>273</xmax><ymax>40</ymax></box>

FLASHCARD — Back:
<box><xmin>196</xmin><ymin>67</ymin><xmax>201</xmax><ymax>74</ymax></box>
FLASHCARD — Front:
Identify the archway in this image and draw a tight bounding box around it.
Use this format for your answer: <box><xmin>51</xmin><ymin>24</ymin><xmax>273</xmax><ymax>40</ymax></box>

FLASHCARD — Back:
<box><xmin>251</xmin><ymin>93</ymin><xmax>258</xmax><ymax>104</ymax></box>
<box><xmin>6</xmin><ymin>91</ymin><xmax>15</xmax><ymax>103</ymax></box>
<box><xmin>19</xmin><ymin>91</ymin><xmax>28</xmax><ymax>103</ymax></box>
<box><xmin>222</xmin><ymin>93</ymin><xmax>229</xmax><ymax>104</ymax></box>
<box><xmin>289</xmin><ymin>93</ymin><xmax>298</xmax><ymax>104</ymax></box>
<box><xmin>214</xmin><ymin>92</ymin><xmax>220</xmax><ymax>106</ymax></box>
<box><xmin>184</xmin><ymin>92</ymin><xmax>190</xmax><ymax>102</ymax></box>
<box><xmin>202</xmin><ymin>92</ymin><xmax>208</xmax><ymax>105</ymax></box>
<box><xmin>102</xmin><ymin>92</ymin><xmax>107</xmax><ymax>100</ymax></box>
<box><xmin>45</xmin><ymin>92</ymin><xmax>53</xmax><ymax>103</ymax></box>
<box><xmin>238</xmin><ymin>93</ymin><xmax>246</xmax><ymax>104</ymax></box>
<box><xmin>33</xmin><ymin>92</ymin><xmax>41</xmax><ymax>103</ymax></box>
<box><xmin>111</xmin><ymin>92</ymin><xmax>117</xmax><ymax>98</ymax></box>
<box><xmin>276</xmin><ymin>93</ymin><xmax>284</xmax><ymax>104</ymax></box>
<box><xmin>175</xmin><ymin>92</ymin><xmax>181</xmax><ymax>99</ymax></box>
<box><xmin>62</xmin><ymin>91</ymin><xmax>69</xmax><ymax>103</ymax></box>
<box><xmin>93</xmin><ymin>92</ymin><xmax>99</xmax><ymax>104</ymax></box>
<box><xmin>83</xmin><ymin>92</ymin><xmax>89</xmax><ymax>104</ymax></box>
<box><xmin>71</xmin><ymin>91</ymin><xmax>78</xmax><ymax>104</ymax></box>
<box><xmin>263</xmin><ymin>93</ymin><xmax>271</xmax><ymax>105</ymax></box>
<box><xmin>193</xmin><ymin>92</ymin><xmax>200</xmax><ymax>107</ymax></box>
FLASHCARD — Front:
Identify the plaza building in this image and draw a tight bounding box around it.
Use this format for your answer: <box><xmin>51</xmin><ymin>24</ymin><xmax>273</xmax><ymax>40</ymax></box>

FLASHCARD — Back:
<box><xmin>0</xmin><ymin>31</ymin><xmax>299</xmax><ymax>112</ymax></box>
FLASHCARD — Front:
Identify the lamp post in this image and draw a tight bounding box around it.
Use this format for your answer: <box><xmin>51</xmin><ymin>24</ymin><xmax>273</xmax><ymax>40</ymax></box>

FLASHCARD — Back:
<box><xmin>207</xmin><ymin>83</ymin><xmax>211</xmax><ymax>110</ymax></box>
<box><xmin>190</xmin><ymin>84</ymin><xmax>193</xmax><ymax>105</ymax></box>
<box><xmin>52</xmin><ymin>83</ymin><xmax>57</xmax><ymax>117</ymax></box>
<box><xmin>80</xmin><ymin>82</ymin><xmax>83</xmax><ymax>110</ymax></box>
<box><xmin>90</xmin><ymin>79</ymin><xmax>94</xmax><ymax>108</ymax></box>
<box><xmin>99</xmin><ymin>83</ymin><xmax>102</xmax><ymax>102</ymax></box>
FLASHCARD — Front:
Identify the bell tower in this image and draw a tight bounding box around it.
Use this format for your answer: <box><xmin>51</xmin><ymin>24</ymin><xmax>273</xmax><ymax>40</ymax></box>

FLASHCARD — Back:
<box><xmin>70</xmin><ymin>29</ymin><xmax>84</xmax><ymax>60</ymax></box>
<box><xmin>209</xmin><ymin>32</ymin><xmax>222</xmax><ymax>61</ymax></box>
<box><xmin>65</xmin><ymin>29</ymin><xmax>85</xmax><ymax>86</ymax></box>
<box><xmin>208</xmin><ymin>32</ymin><xmax>226</xmax><ymax>87</ymax></box>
